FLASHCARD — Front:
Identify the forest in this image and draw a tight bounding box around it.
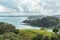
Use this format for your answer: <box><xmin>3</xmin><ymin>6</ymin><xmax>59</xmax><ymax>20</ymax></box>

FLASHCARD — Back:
<box><xmin>23</xmin><ymin>16</ymin><xmax>60</xmax><ymax>28</ymax></box>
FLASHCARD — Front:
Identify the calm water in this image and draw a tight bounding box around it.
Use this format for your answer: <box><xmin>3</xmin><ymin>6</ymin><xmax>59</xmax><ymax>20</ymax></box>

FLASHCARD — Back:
<box><xmin>0</xmin><ymin>17</ymin><xmax>39</xmax><ymax>29</ymax></box>
<box><xmin>0</xmin><ymin>17</ymin><xmax>52</xmax><ymax>32</ymax></box>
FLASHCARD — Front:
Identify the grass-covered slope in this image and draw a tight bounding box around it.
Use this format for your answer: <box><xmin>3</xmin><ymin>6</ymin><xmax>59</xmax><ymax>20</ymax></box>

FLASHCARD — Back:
<box><xmin>19</xmin><ymin>29</ymin><xmax>53</xmax><ymax>40</ymax></box>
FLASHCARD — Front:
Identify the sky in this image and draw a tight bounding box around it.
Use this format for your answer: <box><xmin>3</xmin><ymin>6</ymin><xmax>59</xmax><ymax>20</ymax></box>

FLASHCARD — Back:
<box><xmin>0</xmin><ymin>0</ymin><xmax>60</xmax><ymax>15</ymax></box>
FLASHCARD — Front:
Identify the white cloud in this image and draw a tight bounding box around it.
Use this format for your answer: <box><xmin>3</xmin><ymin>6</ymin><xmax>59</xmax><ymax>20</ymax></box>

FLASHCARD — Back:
<box><xmin>0</xmin><ymin>0</ymin><xmax>60</xmax><ymax>15</ymax></box>
<box><xmin>0</xmin><ymin>5</ymin><xmax>4</xmax><ymax>12</ymax></box>
<box><xmin>0</xmin><ymin>5</ymin><xmax>18</xmax><ymax>13</ymax></box>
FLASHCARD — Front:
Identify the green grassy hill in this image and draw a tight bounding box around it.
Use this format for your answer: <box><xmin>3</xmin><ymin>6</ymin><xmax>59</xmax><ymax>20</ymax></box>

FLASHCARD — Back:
<box><xmin>19</xmin><ymin>29</ymin><xmax>53</xmax><ymax>40</ymax></box>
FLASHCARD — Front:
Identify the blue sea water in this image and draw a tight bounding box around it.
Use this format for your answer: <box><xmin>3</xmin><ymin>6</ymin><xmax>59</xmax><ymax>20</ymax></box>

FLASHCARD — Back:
<box><xmin>0</xmin><ymin>17</ymin><xmax>40</xmax><ymax>29</ymax></box>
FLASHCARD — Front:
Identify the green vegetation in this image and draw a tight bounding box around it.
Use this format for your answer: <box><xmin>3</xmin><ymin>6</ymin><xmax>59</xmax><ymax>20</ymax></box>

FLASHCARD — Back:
<box><xmin>19</xmin><ymin>29</ymin><xmax>52</xmax><ymax>40</ymax></box>
<box><xmin>0</xmin><ymin>22</ymin><xmax>20</xmax><ymax>40</ymax></box>
<box><xmin>0</xmin><ymin>16</ymin><xmax>60</xmax><ymax>40</ymax></box>
<box><xmin>0</xmin><ymin>22</ymin><xmax>19</xmax><ymax>34</ymax></box>
<box><xmin>23</xmin><ymin>16</ymin><xmax>60</xmax><ymax>28</ymax></box>
<box><xmin>0</xmin><ymin>32</ymin><xmax>19</xmax><ymax>40</ymax></box>
<box><xmin>19</xmin><ymin>29</ymin><xmax>60</xmax><ymax>40</ymax></box>
<box><xmin>53</xmin><ymin>28</ymin><xmax>59</xmax><ymax>34</ymax></box>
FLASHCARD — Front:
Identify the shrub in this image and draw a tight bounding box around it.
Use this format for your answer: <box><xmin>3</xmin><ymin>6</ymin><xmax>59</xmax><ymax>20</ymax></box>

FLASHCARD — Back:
<box><xmin>51</xmin><ymin>35</ymin><xmax>58</xmax><ymax>40</ymax></box>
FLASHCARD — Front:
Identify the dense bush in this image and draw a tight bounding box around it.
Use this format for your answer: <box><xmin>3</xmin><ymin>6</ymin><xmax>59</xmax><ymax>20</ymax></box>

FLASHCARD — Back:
<box><xmin>44</xmin><ymin>36</ymin><xmax>50</xmax><ymax>40</ymax></box>
<box><xmin>0</xmin><ymin>22</ymin><xmax>20</xmax><ymax>40</ymax></box>
<box><xmin>0</xmin><ymin>32</ymin><xmax>19</xmax><ymax>40</ymax></box>
<box><xmin>0</xmin><ymin>22</ymin><xmax>19</xmax><ymax>34</ymax></box>
<box><xmin>32</xmin><ymin>34</ymin><xmax>43</xmax><ymax>40</ymax></box>
<box><xmin>53</xmin><ymin>28</ymin><xmax>59</xmax><ymax>34</ymax></box>
<box><xmin>57</xmin><ymin>34</ymin><xmax>60</xmax><ymax>40</ymax></box>
<box><xmin>50</xmin><ymin>35</ymin><xmax>58</xmax><ymax>40</ymax></box>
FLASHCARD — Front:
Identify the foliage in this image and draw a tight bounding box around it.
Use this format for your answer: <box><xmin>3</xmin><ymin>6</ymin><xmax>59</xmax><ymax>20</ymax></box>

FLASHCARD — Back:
<box><xmin>57</xmin><ymin>34</ymin><xmax>60</xmax><ymax>40</ymax></box>
<box><xmin>53</xmin><ymin>28</ymin><xmax>59</xmax><ymax>34</ymax></box>
<box><xmin>0</xmin><ymin>22</ymin><xmax>60</xmax><ymax>40</ymax></box>
<box><xmin>0</xmin><ymin>32</ymin><xmax>19</xmax><ymax>40</ymax></box>
<box><xmin>0</xmin><ymin>22</ymin><xmax>20</xmax><ymax>40</ymax></box>
<box><xmin>32</xmin><ymin>34</ymin><xmax>43</xmax><ymax>40</ymax></box>
<box><xmin>44</xmin><ymin>36</ymin><xmax>50</xmax><ymax>40</ymax></box>
<box><xmin>50</xmin><ymin>35</ymin><xmax>58</xmax><ymax>40</ymax></box>
<box><xmin>19</xmin><ymin>29</ymin><xmax>60</xmax><ymax>40</ymax></box>
<box><xmin>0</xmin><ymin>22</ymin><xmax>19</xmax><ymax>34</ymax></box>
<box><xmin>19</xmin><ymin>29</ymin><xmax>52</xmax><ymax>40</ymax></box>
<box><xmin>23</xmin><ymin>16</ymin><xmax>60</xmax><ymax>28</ymax></box>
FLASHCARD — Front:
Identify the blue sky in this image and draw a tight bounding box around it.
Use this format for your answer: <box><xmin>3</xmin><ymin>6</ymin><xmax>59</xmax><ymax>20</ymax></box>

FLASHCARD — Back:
<box><xmin>0</xmin><ymin>0</ymin><xmax>60</xmax><ymax>15</ymax></box>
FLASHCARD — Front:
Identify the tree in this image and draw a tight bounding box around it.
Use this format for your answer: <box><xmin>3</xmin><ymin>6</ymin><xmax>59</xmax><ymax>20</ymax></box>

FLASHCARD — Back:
<box><xmin>57</xmin><ymin>34</ymin><xmax>60</xmax><ymax>40</ymax></box>
<box><xmin>0</xmin><ymin>32</ymin><xmax>19</xmax><ymax>40</ymax></box>
<box><xmin>44</xmin><ymin>36</ymin><xmax>50</xmax><ymax>40</ymax></box>
<box><xmin>14</xmin><ymin>29</ymin><xmax>19</xmax><ymax>34</ymax></box>
<box><xmin>51</xmin><ymin>35</ymin><xmax>58</xmax><ymax>40</ymax></box>
<box><xmin>56</xmin><ymin>23</ymin><xmax>60</xmax><ymax>28</ymax></box>
<box><xmin>53</xmin><ymin>28</ymin><xmax>59</xmax><ymax>34</ymax></box>
<box><xmin>0</xmin><ymin>22</ymin><xmax>19</xmax><ymax>34</ymax></box>
<box><xmin>32</xmin><ymin>34</ymin><xmax>43</xmax><ymax>40</ymax></box>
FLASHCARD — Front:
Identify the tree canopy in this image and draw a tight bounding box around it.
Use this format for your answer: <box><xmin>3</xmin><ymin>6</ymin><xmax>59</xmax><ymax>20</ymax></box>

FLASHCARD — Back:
<box><xmin>0</xmin><ymin>22</ymin><xmax>19</xmax><ymax>34</ymax></box>
<box><xmin>23</xmin><ymin>16</ymin><xmax>60</xmax><ymax>28</ymax></box>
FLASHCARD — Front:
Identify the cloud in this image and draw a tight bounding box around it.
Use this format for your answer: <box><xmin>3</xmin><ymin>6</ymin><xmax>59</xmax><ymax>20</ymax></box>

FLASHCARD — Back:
<box><xmin>0</xmin><ymin>0</ymin><xmax>60</xmax><ymax>15</ymax></box>
<box><xmin>0</xmin><ymin>0</ymin><xmax>18</xmax><ymax>9</ymax></box>
<box><xmin>12</xmin><ymin>0</ymin><xmax>60</xmax><ymax>15</ymax></box>
<box><xmin>0</xmin><ymin>5</ymin><xmax>18</xmax><ymax>13</ymax></box>
<box><xmin>0</xmin><ymin>5</ymin><xmax>4</xmax><ymax>12</ymax></box>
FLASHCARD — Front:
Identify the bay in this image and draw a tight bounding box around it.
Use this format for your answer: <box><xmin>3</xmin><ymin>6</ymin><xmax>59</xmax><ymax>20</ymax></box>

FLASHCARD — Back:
<box><xmin>0</xmin><ymin>17</ymin><xmax>52</xmax><ymax>32</ymax></box>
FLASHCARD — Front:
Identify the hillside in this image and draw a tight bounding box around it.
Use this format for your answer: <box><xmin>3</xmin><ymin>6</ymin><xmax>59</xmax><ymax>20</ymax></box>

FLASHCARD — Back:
<box><xmin>23</xmin><ymin>16</ymin><xmax>60</xmax><ymax>28</ymax></box>
<box><xmin>19</xmin><ymin>29</ymin><xmax>53</xmax><ymax>40</ymax></box>
<box><xmin>27</xmin><ymin>15</ymin><xmax>46</xmax><ymax>20</ymax></box>
<box><xmin>0</xmin><ymin>22</ymin><xmax>60</xmax><ymax>40</ymax></box>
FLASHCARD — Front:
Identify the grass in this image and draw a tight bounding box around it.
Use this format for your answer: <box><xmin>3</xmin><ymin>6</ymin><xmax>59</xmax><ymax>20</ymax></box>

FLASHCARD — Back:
<box><xmin>19</xmin><ymin>29</ymin><xmax>53</xmax><ymax>40</ymax></box>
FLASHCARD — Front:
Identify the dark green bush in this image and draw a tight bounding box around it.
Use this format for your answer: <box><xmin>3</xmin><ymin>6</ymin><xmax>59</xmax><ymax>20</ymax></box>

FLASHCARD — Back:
<box><xmin>51</xmin><ymin>35</ymin><xmax>58</xmax><ymax>40</ymax></box>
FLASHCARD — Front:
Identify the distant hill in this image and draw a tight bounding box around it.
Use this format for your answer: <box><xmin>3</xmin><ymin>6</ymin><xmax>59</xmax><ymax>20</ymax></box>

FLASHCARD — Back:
<box><xmin>53</xmin><ymin>15</ymin><xmax>60</xmax><ymax>18</ymax></box>
<box><xmin>27</xmin><ymin>15</ymin><xmax>46</xmax><ymax>20</ymax></box>
<box><xmin>23</xmin><ymin>16</ymin><xmax>60</xmax><ymax>28</ymax></box>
